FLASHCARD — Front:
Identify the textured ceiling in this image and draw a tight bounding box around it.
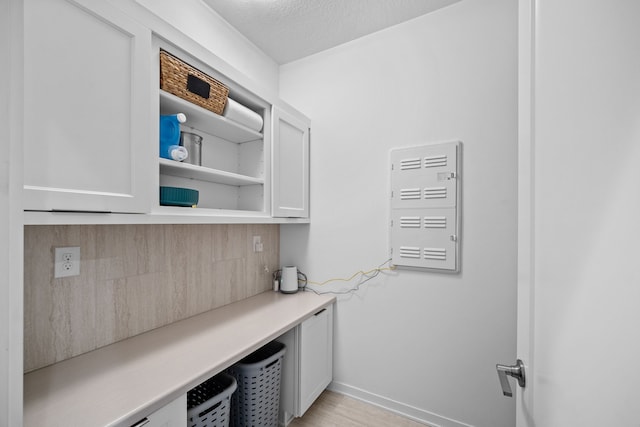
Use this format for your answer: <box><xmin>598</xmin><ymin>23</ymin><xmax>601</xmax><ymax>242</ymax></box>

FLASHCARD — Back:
<box><xmin>202</xmin><ymin>0</ymin><xmax>462</xmax><ymax>64</ymax></box>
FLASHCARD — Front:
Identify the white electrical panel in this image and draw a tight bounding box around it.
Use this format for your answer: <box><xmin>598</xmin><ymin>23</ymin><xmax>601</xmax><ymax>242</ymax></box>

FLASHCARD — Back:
<box><xmin>390</xmin><ymin>141</ymin><xmax>461</xmax><ymax>272</ymax></box>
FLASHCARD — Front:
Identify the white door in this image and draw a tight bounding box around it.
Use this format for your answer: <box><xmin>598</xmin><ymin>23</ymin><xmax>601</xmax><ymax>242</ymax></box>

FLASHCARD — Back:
<box><xmin>514</xmin><ymin>0</ymin><xmax>640</xmax><ymax>425</ymax></box>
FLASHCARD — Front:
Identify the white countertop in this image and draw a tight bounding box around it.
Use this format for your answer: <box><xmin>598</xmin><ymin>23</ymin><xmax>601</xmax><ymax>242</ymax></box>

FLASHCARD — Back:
<box><xmin>23</xmin><ymin>291</ymin><xmax>335</xmax><ymax>427</ymax></box>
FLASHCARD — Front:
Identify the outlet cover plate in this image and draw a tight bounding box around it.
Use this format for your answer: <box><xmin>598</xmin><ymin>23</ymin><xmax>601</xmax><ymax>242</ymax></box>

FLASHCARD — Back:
<box><xmin>54</xmin><ymin>246</ymin><xmax>80</xmax><ymax>278</ymax></box>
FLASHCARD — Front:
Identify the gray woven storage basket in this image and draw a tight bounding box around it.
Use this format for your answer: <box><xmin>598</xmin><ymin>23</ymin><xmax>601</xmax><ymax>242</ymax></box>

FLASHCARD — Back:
<box><xmin>187</xmin><ymin>372</ymin><xmax>237</xmax><ymax>427</ymax></box>
<box><xmin>227</xmin><ymin>341</ymin><xmax>286</xmax><ymax>427</ymax></box>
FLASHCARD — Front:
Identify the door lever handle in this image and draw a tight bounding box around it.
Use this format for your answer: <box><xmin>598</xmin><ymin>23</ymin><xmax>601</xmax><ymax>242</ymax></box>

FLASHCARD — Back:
<box><xmin>496</xmin><ymin>359</ymin><xmax>526</xmax><ymax>397</ymax></box>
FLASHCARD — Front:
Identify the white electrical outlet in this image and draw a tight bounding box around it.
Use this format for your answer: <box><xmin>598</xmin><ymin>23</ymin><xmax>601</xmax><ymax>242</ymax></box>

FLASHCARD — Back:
<box><xmin>253</xmin><ymin>235</ymin><xmax>263</xmax><ymax>253</ymax></box>
<box><xmin>54</xmin><ymin>246</ymin><xmax>80</xmax><ymax>278</ymax></box>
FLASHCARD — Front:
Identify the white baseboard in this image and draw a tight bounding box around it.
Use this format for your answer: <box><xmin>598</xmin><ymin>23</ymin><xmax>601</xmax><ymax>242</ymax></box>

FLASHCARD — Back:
<box><xmin>327</xmin><ymin>381</ymin><xmax>474</xmax><ymax>427</ymax></box>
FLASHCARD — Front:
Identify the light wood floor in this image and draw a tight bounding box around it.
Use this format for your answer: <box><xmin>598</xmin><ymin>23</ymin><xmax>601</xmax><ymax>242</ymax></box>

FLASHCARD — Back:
<box><xmin>288</xmin><ymin>391</ymin><xmax>429</xmax><ymax>427</ymax></box>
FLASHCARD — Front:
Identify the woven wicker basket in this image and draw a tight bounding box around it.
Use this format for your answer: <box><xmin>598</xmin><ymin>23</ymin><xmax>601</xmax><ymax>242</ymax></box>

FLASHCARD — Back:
<box><xmin>160</xmin><ymin>50</ymin><xmax>229</xmax><ymax>115</ymax></box>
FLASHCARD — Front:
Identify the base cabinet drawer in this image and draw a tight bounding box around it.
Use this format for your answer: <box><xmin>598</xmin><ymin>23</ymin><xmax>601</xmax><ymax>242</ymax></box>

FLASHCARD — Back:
<box><xmin>130</xmin><ymin>394</ymin><xmax>186</xmax><ymax>427</ymax></box>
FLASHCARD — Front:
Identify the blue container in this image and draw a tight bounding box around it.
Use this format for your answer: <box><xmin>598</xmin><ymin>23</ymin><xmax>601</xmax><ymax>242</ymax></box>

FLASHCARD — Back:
<box><xmin>160</xmin><ymin>113</ymin><xmax>186</xmax><ymax>160</ymax></box>
<box><xmin>159</xmin><ymin>186</ymin><xmax>199</xmax><ymax>207</ymax></box>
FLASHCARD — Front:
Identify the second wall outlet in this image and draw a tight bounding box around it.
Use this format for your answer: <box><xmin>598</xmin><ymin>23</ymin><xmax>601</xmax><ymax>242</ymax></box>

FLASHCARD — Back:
<box><xmin>54</xmin><ymin>246</ymin><xmax>80</xmax><ymax>278</ymax></box>
<box><xmin>253</xmin><ymin>235</ymin><xmax>263</xmax><ymax>253</ymax></box>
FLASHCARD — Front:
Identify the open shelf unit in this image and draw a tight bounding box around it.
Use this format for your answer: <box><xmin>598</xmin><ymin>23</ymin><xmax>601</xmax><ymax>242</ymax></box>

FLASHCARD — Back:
<box><xmin>156</xmin><ymin>40</ymin><xmax>271</xmax><ymax>214</ymax></box>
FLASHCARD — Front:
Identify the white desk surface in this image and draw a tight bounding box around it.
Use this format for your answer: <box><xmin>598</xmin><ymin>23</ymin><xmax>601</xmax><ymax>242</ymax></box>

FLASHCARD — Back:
<box><xmin>24</xmin><ymin>291</ymin><xmax>335</xmax><ymax>427</ymax></box>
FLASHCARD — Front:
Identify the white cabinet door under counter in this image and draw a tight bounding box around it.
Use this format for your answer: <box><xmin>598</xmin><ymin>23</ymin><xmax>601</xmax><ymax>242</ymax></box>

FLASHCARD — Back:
<box><xmin>299</xmin><ymin>305</ymin><xmax>334</xmax><ymax>414</ymax></box>
<box><xmin>278</xmin><ymin>304</ymin><xmax>334</xmax><ymax>425</ymax></box>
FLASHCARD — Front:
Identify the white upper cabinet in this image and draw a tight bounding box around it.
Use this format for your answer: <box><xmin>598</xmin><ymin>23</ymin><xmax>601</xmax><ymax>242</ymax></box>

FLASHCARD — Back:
<box><xmin>272</xmin><ymin>106</ymin><xmax>310</xmax><ymax>218</ymax></box>
<box><xmin>23</xmin><ymin>0</ymin><xmax>153</xmax><ymax>213</ymax></box>
<box><xmin>21</xmin><ymin>0</ymin><xmax>310</xmax><ymax>224</ymax></box>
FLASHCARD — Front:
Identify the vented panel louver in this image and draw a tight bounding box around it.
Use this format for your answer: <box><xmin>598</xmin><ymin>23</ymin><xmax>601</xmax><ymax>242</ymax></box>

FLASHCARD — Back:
<box><xmin>400</xmin><ymin>217</ymin><xmax>422</xmax><ymax>228</ymax></box>
<box><xmin>424</xmin><ymin>187</ymin><xmax>447</xmax><ymax>199</ymax></box>
<box><xmin>399</xmin><ymin>246</ymin><xmax>421</xmax><ymax>259</ymax></box>
<box><xmin>424</xmin><ymin>155</ymin><xmax>447</xmax><ymax>168</ymax></box>
<box><xmin>390</xmin><ymin>141</ymin><xmax>461</xmax><ymax>271</ymax></box>
<box><xmin>400</xmin><ymin>158</ymin><xmax>422</xmax><ymax>170</ymax></box>
<box><xmin>424</xmin><ymin>216</ymin><xmax>446</xmax><ymax>228</ymax></box>
<box><xmin>424</xmin><ymin>248</ymin><xmax>446</xmax><ymax>260</ymax></box>
<box><xmin>400</xmin><ymin>188</ymin><xmax>422</xmax><ymax>200</ymax></box>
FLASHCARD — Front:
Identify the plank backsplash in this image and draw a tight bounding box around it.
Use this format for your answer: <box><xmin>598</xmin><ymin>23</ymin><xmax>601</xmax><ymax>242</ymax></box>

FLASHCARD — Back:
<box><xmin>24</xmin><ymin>224</ymin><xmax>279</xmax><ymax>372</ymax></box>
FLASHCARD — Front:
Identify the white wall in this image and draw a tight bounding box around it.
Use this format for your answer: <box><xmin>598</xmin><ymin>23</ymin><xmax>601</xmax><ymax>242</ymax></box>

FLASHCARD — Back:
<box><xmin>132</xmin><ymin>0</ymin><xmax>279</xmax><ymax>92</ymax></box>
<box><xmin>523</xmin><ymin>0</ymin><xmax>640</xmax><ymax>425</ymax></box>
<box><xmin>279</xmin><ymin>0</ymin><xmax>517</xmax><ymax>426</ymax></box>
<box><xmin>0</xmin><ymin>0</ymin><xmax>23</xmax><ymax>425</ymax></box>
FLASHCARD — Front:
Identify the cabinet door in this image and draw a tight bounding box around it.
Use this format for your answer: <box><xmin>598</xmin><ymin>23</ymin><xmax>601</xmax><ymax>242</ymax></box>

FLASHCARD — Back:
<box><xmin>272</xmin><ymin>106</ymin><xmax>309</xmax><ymax>218</ymax></box>
<box><xmin>132</xmin><ymin>394</ymin><xmax>186</xmax><ymax>427</ymax></box>
<box><xmin>23</xmin><ymin>0</ymin><xmax>153</xmax><ymax>213</ymax></box>
<box><xmin>299</xmin><ymin>304</ymin><xmax>333</xmax><ymax>415</ymax></box>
